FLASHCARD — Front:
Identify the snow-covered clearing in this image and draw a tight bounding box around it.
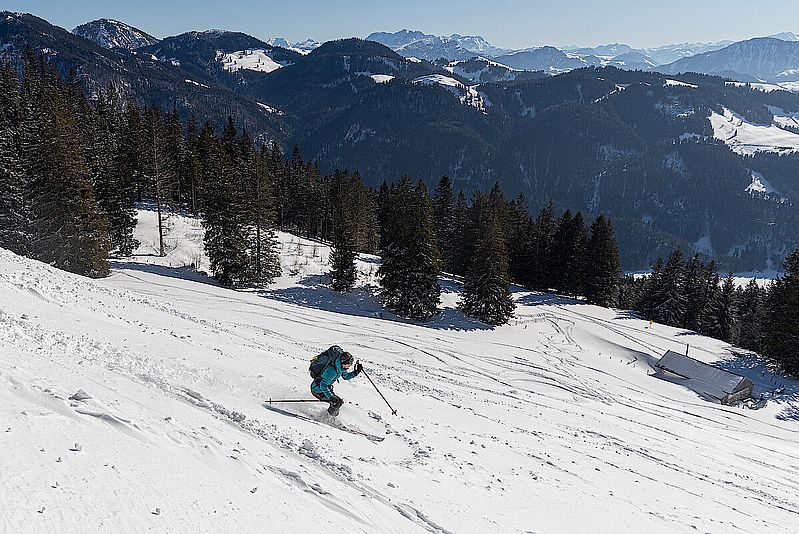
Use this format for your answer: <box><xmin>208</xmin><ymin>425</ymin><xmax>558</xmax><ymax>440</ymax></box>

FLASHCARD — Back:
<box><xmin>256</xmin><ymin>102</ymin><xmax>284</xmax><ymax>115</ymax></box>
<box><xmin>726</xmin><ymin>81</ymin><xmax>799</xmax><ymax>93</ymax></box>
<box><xmin>1</xmin><ymin>207</ymin><xmax>798</xmax><ymax>533</ymax></box>
<box><xmin>184</xmin><ymin>79</ymin><xmax>209</xmax><ymax>89</ymax></box>
<box><xmin>746</xmin><ymin>170</ymin><xmax>781</xmax><ymax>196</ymax></box>
<box><xmin>709</xmin><ymin>107</ymin><xmax>799</xmax><ymax>155</ymax></box>
<box><xmin>665</xmin><ymin>79</ymin><xmax>698</xmax><ymax>88</ymax></box>
<box><xmin>219</xmin><ymin>49</ymin><xmax>292</xmax><ymax>73</ymax></box>
<box><xmin>445</xmin><ymin>57</ymin><xmax>519</xmax><ymax>83</ymax></box>
<box><xmin>412</xmin><ymin>74</ymin><xmax>486</xmax><ymax>111</ymax></box>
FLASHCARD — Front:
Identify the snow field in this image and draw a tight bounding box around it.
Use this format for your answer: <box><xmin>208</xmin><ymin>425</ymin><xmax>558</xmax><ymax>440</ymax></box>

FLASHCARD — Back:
<box><xmin>1</xmin><ymin>207</ymin><xmax>798</xmax><ymax>533</ymax></box>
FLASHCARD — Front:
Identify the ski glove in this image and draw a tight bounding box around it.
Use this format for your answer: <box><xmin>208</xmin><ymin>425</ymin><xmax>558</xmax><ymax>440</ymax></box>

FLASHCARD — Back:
<box><xmin>353</xmin><ymin>362</ymin><xmax>363</xmax><ymax>376</ymax></box>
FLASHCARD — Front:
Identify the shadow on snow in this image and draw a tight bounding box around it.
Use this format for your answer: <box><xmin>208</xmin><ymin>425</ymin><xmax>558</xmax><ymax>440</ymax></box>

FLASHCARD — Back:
<box><xmin>110</xmin><ymin>260</ymin><xmax>219</xmax><ymax>286</ymax></box>
<box><xmin>260</xmin><ymin>274</ymin><xmax>493</xmax><ymax>332</ymax></box>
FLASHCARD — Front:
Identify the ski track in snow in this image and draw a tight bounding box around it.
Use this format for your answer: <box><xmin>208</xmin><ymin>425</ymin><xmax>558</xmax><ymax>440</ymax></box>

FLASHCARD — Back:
<box><xmin>1</xmin><ymin>207</ymin><xmax>799</xmax><ymax>533</ymax></box>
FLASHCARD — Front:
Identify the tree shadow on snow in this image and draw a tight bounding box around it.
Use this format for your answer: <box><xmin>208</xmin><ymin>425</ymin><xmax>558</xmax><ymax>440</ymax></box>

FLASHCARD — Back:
<box><xmin>712</xmin><ymin>351</ymin><xmax>799</xmax><ymax>421</ymax></box>
<box><xmin>260</xmin><ymin>275</ymin><xmax>493</xmax><ymax>331</ymax></box>
<box><xmin>514</xmin><ymin>291</ymin><xmax>585</xmax><ymax>307</ymax></box>
<box><xmin>110</xmin><ymin>260</ymin><xmax>219</xmax><ymax>286</ymax></box>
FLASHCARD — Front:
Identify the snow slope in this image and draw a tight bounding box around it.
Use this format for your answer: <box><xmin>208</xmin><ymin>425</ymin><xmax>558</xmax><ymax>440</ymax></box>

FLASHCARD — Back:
<box><xmin>1</xmin><ymin>207</ymin><xmax>799</xmax><ymax>533</ymax></box>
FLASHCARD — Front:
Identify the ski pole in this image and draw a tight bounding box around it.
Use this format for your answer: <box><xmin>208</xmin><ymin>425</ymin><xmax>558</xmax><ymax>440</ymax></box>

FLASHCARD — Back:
<box><xmin>361</xmin><ymin>368</ymin><xmax>397</xmax><ymax>415</ymax></box>
<box><xmin>267</xmin><ymin>399</ymin><xmax>325</xmax><ymax>404</ymax></box>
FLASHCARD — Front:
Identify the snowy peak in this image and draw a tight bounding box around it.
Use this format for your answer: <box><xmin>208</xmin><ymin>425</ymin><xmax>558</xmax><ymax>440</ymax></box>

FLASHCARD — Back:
<box><xmin>72</xmin><ymin>18</ymin><xmax>159</xmax><ymax>50</ymax></box>
<box><xmin>367</xmin><ymin>29</ymin><xmax>509</xmax><ymax>61</ymax></box>
<box><xmin>268</xmin><ymin>37</ymin><xmax>321</xmax><ymax>54</ymax></box>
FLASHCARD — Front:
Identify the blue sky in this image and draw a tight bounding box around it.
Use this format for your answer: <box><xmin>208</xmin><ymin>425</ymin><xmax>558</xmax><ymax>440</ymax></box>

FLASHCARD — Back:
<box><xmin>6</xmin><ymin>0</ymin><xmax>799</xmax><ymax>49</ymax></box>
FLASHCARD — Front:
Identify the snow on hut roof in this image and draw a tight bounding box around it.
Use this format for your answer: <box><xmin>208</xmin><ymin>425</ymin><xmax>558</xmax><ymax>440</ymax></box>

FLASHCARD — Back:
<box><xmin>655</xmin><ymin>351</ymin><xmax>750</xmax><ymax>401</ymax></box>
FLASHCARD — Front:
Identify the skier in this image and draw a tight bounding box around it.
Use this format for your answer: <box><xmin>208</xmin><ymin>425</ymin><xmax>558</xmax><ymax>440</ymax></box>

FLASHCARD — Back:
<box><xmin>309</xmin><ymin>345</ymin><xmax>363</xmax><ymax>416</ymax></box>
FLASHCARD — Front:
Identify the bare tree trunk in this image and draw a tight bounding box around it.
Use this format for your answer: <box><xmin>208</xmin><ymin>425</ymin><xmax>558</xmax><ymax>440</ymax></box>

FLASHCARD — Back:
<box><xmin>156</xmin><ymin>177</ymin><xmax>165</xmax><ymax>257</ymax></box>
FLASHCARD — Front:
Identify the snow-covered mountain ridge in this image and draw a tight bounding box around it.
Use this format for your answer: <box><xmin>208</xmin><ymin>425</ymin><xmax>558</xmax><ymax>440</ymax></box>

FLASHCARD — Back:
<box><xmin>1</xmin><ymin>208</ymin><xmax>798</xmax><ymax>533</ymax></box>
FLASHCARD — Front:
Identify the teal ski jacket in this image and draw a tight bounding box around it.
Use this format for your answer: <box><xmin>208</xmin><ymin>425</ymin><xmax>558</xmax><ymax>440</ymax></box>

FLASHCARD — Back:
<box><xmin>311</xmin><ymin>346</ymin><xmax>357</xmax><ymax>399</ymax></box>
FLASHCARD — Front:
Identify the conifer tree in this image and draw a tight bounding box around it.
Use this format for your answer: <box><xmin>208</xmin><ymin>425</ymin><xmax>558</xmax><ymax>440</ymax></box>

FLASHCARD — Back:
<box><xmin>584</xmin><ymin>215</ymin><xmax>621</xmax><ymax>307</ymax></box>
<box><xmin>449</xmin><ymin>191</ymin><xmax>471</xmax><ymax>277</ymax></box>
<box><xmin>550</xmin><ymin>210</ymin><xmax>588</xmax><ymax>295</ymax></box>
<box><xmin>507</xmin><ymin>193</ymin><xmax>533</xmax><ymax>287</ymax></box>
<box><xmin>200</xmin><ymin>122</ymin><xmax>248</xmax><ymax>285</ymax></box>
<box><xmin>376</xmin><ymin>180</ymin><xmax>390</xmax><ymax>251</ymax></box>
<box><xmin>0</xmin><ymin>60</ymin><xmax>28</xmax><ymax>254</ymax></box>
<box><xmin>651</xmin><ymin>250</ymin><xmax>686</xmax><ymax>326</ymax></box>
<box><xmin>737</xmin><ymin>279</ymin><xmax>765</xmax><ymax>352</ymax></box>
<box><xmin>242</xmin><ymin>133</ymin><xmax>281</xmax><ymax>285</ymax></box>
<box><xmin>700</xmin><ymin>262</ymin><xmax>722</xmax><ymax>337</ymax></box>
<box><xmin>707</xmin><ymin>273</ymin><xmax>739</xmax><ymax>344</ymax></box>
<box><xmin>637</xmin><ymin>257</ymin><xmax>664</xmax><ymax>319</ymax></box>
<box><xmin>329</xmin><ymin>171</ymin><xmax>359</xmax><ymax>292</ymax></box>
<box><xmin>682</xmin><ymin>254</ymin><xmax>708</xmax><ymax>331</ymax></box>
<box><xmin>761</xmin><ymin>250</ymin><xmax>799</xmax><ymax>374</ymax></box>
<box><xmin>378</xmin><ymin>177</ymin><xmax>440</xmax><ymax>319</ymax></box>
<box><xmin>618</xmin><ymin>274</ymin><xmax>644</xmax><ymax>310</ymax></box>
<box><xmin>253</xmin><ymin>144</ymin><xmax>282</xmax><ymax>284</ymax></box>
<box><xmin>22</xmin><ymin>59</ymin><xmax>110</xmax><ymax>277</ymax></box>
<box><xmin>460</xmin><ymin>186</ymin><xmax>515</xmax><ymax>325</ymax></box>
<box><xmin>86</xmin><ymin>90</ymin><xmax>139</xmax><ymax>256</ymax></box>
<box><xmin>433</xmin><ymin>175</ymin><xmax>454</xmax><ymax>272</ymax></box>
<box><xmin>529</xmin><ymin>200</ymin><xmax>556</xmax><ymax>290</ymax></box>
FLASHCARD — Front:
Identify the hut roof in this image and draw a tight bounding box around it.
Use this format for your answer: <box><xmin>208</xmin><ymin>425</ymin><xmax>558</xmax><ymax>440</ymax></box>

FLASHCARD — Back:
<box><xmin>655</xmin><ymin>351</ymin><xmax>751</xmax><ymax>401</ymax></box>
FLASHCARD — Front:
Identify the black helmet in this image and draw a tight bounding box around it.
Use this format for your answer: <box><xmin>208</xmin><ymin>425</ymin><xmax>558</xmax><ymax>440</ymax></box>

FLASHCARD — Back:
<box><xmin>340</xmin><ymin>352</ymin><xmax>354</xmax><ymax>366</ymax></box>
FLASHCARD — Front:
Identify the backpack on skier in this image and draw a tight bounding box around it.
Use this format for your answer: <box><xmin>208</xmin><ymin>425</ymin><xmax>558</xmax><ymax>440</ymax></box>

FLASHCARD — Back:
<box><xmin>309</xmin><ymin>345</ymin><xmax>344</xmax><ymax>378</ymax></box>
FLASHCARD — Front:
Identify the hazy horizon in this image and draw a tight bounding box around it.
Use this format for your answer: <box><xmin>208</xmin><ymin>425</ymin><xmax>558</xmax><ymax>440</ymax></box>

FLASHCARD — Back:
<box><xmin>4</xmin><ymin>0</ymin><xmax>799</xmax><ymax>50</ymax></box>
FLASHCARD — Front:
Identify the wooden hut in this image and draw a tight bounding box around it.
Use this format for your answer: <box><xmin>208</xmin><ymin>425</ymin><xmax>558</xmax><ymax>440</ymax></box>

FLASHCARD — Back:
<box><xmin>654</xmin><ymin>350</ymin><xmax>753</xmax><ymax>404</ymax></box>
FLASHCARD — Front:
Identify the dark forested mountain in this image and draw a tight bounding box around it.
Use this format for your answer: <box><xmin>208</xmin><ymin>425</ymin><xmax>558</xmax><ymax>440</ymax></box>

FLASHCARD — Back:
<box><xmin>72</xmin><ymin>18</ymin><xmax>160</xmax><ymax>50</ymax></box>
<box><xmin>0</xmin><ymin>12</ymin><xmax>285</xmax><ymax>141</ymax></box>
<box><xmin>661</xmin><ymin>38</ymin><xmax>799</xmax><ymax>83</ymax></box>
<box><xmin>5</xmin><ymin>11</ymin><xmax>799</xmax><ymax>271</ymax></box>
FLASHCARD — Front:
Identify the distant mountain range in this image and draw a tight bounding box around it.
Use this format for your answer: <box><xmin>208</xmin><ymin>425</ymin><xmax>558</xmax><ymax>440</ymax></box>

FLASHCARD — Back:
<box><xmin>368</xmin><ymin>29</ymin><xmax>735</xmax><ymax>69</ymax></box>
<box><xmin>5</xmin><ymin>12</ymin><xmax>799</xmax><ymax>270</ymax></box>
<box><xmin>371</xmin><ymin>28</ymin><xmax>799</xmax><ymax>90</ymax></box>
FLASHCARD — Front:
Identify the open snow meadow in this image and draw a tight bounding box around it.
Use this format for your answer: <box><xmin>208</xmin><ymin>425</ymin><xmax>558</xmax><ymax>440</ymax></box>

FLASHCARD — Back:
<box><xmin>2</xmin><ymin>208</ymin><xmax>799</xmax><ymax>534</ymax></box>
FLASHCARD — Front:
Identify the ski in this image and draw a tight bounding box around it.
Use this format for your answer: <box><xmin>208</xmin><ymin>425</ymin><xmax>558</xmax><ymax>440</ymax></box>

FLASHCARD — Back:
<box><xmin>264</xmin><ymin>404</ymin><xmax>385</xmax><ymax>442</ymax></box>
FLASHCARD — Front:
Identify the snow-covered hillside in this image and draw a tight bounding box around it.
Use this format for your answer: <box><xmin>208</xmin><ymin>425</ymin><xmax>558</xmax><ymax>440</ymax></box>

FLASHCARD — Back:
<box><xmin>709</xmin><ymin>107</ymin><xmax>799</xmax><ymax>155</ymax></box>
<box><xmin>219</xmin><ymin>49</ymin><xmax>292</xmax><ymax>73</ymax></box>
<box><xmin>1</xmin><ymin>208</ymin><xmax>798</xmax><ymax>533</ymax></box>
<box><xmin>412</xmin><ymin>74</ymin><xmax>486</xmax><ymax>111</ymax></box>
<box><xmin>72</xmin><ymin>18</ymin><xmax>160</xmax><ymax>50</ymax></box>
